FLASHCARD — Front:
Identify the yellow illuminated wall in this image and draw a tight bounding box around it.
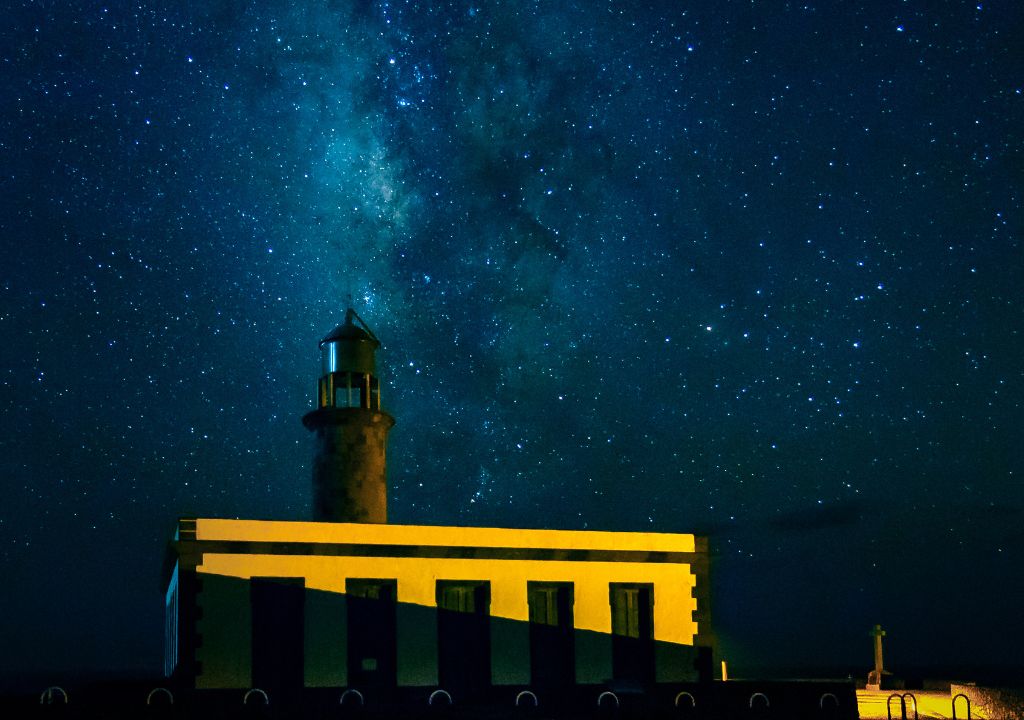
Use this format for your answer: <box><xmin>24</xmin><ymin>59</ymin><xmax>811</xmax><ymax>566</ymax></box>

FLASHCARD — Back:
<box><xmin>172</xmin><ymin>518</ymin><xmax>710</xmax><ymax>690</ymax></box>
<box><xmin>193</xmin><ymin>518</ymin><xmax>698</xmax><ymax>553</ymax></box>
<box><xmin>197</xmin><ymin>553</ymin><xmax>697</xmax><ymax>644</ymax></box>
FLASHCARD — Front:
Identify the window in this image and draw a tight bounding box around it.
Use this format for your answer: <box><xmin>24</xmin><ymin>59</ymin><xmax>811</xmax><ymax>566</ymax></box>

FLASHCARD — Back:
<box><xmin>334</xmin><ymin>384</ymin><xmax>363</xmax><ymax>408</ymax></box>
<box><xmin>347</xmin><ymin>579</ymin><xmax>395</xmax><ymax>601</ymax></box>
<box><xmin>610</xmin><ymin>585</ymin><xmax>652</xmax><ymax>639</ymax></box>
<box><xmin>437</xmin><ymin>582</ymin><xmax>488</xmax><ymax>613</ymax></box>
<box><xmin>609</xmin><ymin>583</ymin><xmax>655</xmax><ymax>684</ymax></box>
<box><xmin>528</xmin><ymin>582</ymin><xmax>573</xmax><ymax>627</ymax></box>
<box><xmin>164</xmin><ymin>565</ymin><xmax>179</xmax><ymax>677</ymax></box>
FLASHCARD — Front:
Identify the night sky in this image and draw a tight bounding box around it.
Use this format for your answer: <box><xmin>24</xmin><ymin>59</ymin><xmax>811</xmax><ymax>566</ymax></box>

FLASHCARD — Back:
<box><xmin>2</xmin><ymin>0</ymin><xmax>1022</xmax><ymax>685</ymax></box>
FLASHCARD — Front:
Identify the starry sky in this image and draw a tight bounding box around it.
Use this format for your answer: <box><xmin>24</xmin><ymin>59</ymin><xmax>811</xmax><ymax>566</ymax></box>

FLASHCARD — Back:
<box><xmin>2</xmin><ymin>0</ymin><xmax>1022</xmax><ymax>685</ymax></box>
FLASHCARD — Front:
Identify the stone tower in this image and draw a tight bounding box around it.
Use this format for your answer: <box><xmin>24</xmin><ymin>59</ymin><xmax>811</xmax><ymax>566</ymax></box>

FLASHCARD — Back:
<box><xmin>302</xmin><ymin>308</ymin><xmax>394</xmax><ymax>523</ymax></box>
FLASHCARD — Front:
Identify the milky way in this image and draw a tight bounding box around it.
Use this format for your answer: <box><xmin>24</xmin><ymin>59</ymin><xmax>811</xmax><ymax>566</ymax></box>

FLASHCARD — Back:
<box><xmin>1</xmin><ymin>1</ymin><xmax>1021</xmax><ymax>681</ymax></box>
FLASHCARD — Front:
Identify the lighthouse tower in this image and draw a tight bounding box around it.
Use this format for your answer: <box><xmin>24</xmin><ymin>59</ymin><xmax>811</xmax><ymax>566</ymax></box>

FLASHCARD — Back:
<box><xmin>302</xmin><ymin>308</ymin><xmax>394</xmax><ymax>523</ymax></box>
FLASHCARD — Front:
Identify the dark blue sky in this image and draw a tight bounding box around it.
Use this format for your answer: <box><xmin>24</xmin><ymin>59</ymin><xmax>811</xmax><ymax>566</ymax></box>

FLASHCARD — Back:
<box><xmin>1</xmin><ymin>0</ymin><xmax>1021</xmax><ymax>683</ymax></box>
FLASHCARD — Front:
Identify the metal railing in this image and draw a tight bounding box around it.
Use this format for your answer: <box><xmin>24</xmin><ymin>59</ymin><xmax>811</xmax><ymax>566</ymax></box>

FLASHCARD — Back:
<box><xmin>887</xmin><ymin>692</ymin><xmax>918</xmax><ymax>720</ymax></box>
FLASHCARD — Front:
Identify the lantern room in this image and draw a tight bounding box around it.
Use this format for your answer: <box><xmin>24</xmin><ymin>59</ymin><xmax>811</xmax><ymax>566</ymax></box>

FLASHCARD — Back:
<box><xmin>318</xmin><ymin>308</ymin><xmax>383</xmax><ymax>411</ymax></box>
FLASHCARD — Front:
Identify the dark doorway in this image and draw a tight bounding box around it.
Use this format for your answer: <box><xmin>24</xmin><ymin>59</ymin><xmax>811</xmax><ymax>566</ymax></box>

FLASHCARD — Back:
<box><xmin>251</xmin><ymin>577</ymin><xmax>305</xmax><ymax>696</ymax></box>
<box><xmin>609</xmin><ymin>583</ymin><xmax>654</xmax><ymax>685</ymax></box>
<box><xmin>528</xmin><ymin>582</ymin><xmax>575</xmax><ymax>689</ymax></box>
<box><xmin>346</xmin><ymin>579</ymin><xmax>398</xmax><ymax>690</ymax></box>
<box><xmin>436</xmin><ymin>581</ymin><xmax>491</xmax><ymax>698</ymax></box>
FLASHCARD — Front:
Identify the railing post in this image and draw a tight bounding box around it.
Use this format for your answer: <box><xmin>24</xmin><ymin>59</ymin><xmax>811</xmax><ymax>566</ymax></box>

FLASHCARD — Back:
<box><xmin>515</xmin><ymin>690</ymin><xmax>538</xmax><ymax>708</ymax></box>
<box><xmin>428</xmin><ymin>688</ymin><xmax>453</xmax><ymax>706</ymax></box>
<box><xmin>146</xmin><ymin>687</ymin><xmax>174</xmax><ymax>706</ymax></box>
<box><xmin>39</xmin><ymin>687</ymin><xmax>69</xmax><ymax>705</ymax></box>
<box><xmin>886</xmin><ymin>692</ymin><xmax>906</xmax><ymax>720</ymax></box>
<box><xmin>902</xmin><ymin>692</ymin><xmax>918</xmax><ymax>720</ymax></box>
<box><xmin>340</xmin><ymin>688</ymin><xmax>364</xmax><ymax>707</ymax></box>
<box><xmin>952</xmin><ymin>692</ymin><xmax>972</xmax><ymax>720</ymax></box>
<box><xmin>243</xmin><ymin>688</ymin><xmax>269</xmax><ymax>706</ymax></box>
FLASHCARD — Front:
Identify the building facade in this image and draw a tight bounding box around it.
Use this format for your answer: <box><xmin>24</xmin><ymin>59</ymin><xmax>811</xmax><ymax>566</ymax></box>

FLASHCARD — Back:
<box><xmin>163</xmin><ymin>310</ymin><xmax>713</xmax><ymax>704</ymax></box>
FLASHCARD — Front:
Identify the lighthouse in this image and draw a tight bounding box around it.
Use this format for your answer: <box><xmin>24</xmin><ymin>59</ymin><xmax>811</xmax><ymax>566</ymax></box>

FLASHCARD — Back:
<box><xmin>302</xmin><ymin>308</ymin><xmax>395</xmax><ymax>523</ymax></box>
<box><xmin>163</xmin><ymin>308</ymin><xmax>717</xmax><ymax>700</ymax></box>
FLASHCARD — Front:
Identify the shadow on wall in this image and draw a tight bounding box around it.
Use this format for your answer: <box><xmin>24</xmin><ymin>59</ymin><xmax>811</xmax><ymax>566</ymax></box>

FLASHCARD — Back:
<box><xmin>182</xmin><ymin>575</ymin><xmax>712</xmax><ymax>697</ymax></box>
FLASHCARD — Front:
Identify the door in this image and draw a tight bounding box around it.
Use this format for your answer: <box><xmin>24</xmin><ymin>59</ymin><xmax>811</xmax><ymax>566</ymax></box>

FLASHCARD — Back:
<box><xmin>251</xmin><ymin>577</ymin><xmax>305</xmax><ymax>696</ymax></box>
<box><xmin>528</xmin><ymin>582</ymin><xmax>575</xmax><ymax>689</ymax></box>
<box><xmin>609</xmin><ymin>583</ymin><xmax>654</xmax><ymax>685</ymax></box>
<box><xmin>436</xmin><ymin>581</ymin><xmax>491</xmax><ymax>698</ymax></box>
<box><xmin>346</xmin><ymin>579</ymin><xmax>398</xmax><ymax>689</ymax></box>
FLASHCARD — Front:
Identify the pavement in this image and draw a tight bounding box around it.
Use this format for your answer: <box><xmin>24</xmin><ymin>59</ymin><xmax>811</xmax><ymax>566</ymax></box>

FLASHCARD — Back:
<box><xmin>856</xmin><ymin>689</ymin><xmax>986</xmax><ymax>719</ymax></box>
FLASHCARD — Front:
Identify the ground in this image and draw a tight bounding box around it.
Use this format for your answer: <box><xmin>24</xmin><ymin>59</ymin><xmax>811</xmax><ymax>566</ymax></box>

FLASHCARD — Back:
<box><xmin>856</xmin><ymin>689</ymin><xmax>986</xmax><ymax>719</ymax></box>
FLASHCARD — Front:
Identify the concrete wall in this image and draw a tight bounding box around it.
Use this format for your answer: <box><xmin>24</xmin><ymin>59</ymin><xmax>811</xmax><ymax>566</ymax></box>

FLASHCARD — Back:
<box><xmin>171</xmin><ymin>521</ymin><xmax>711</xmax><ymax>690</ymax></box>
<box><xmin>198</xmin><ymin>553</ymin><xmax>699</xmax><ymax>647</ymax></box>
<box><xmin>304</xmin><ymin>589</ymin><xmax>347</xmax><ymax>687</ymax></box>
<box><xmin>188</xmin><ymin>552</ymin><xmax>703</xmax><ymax>689</ymax></box>
<box><xmin>195</xmin><ymin>574</ymin><xmax>251</xmax><ymax>689</ymax></box>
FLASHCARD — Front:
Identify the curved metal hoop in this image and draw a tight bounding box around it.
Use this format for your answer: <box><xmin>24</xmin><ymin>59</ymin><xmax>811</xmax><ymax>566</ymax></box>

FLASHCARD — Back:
<box><xmin>146</xmin><ymin>687</ymin><xmax>174</xmax><ymax>706</ymax></box>
<box><xmin>952</xmin><ymin>692</ymin><xmax>972</xmax><ymax>720</ymax></box>
<box><xmin>749</xmin><ymin>691</ymin><xmax>770</xmax><ymax>709</ymax></box>
<box><xmin>674</xmin><ymin>691</ymin><xmax>696</xmax><ymax>708</ymax></box>
<box><xmin>886</xmin><ymin>693</ymin><xmax>905</xmax><ymax>720</ymax></box>
<box><xmin>514</xmin><ymin>690</ymin><xmax>539</xmax><ymax>707</ymax></box>
<box><xmin>819</xmin><ymin>692</ymin><xmax>839</xmax><ymax>709</ymax></box>
<box><xmin>340</xmin><ymin>688</ymin><xmax>364</xmax><ymax>706</ymax></box>
<box><xmin>597</xmin><ymin>691</ymin><xmax>620</xmax><ymax>709</ymax></box>
<box><xmin>429</xmin><ymin>689</ymin><xmax>453</xmax><ymax>706</ymax></box>
<box><xmin>243</xmin><ymin>688</ymin><xmax>270</xmax><ymax>705</ymax></box>
<box><xmin>39</xmin><ymin>687</ymin><xmax>68</xmax><ymax>705</ymax></box>
<box><xmin>902</xmin><ymin>693</ymin><xmax>918</xmax><ymax>720</ymax></box>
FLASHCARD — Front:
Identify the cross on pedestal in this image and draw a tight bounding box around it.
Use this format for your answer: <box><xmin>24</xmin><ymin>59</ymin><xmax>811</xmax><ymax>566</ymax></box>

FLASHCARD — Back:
<box><xmin>866</xmin><ymin>623</ymin><xmax>888</xmax><ymax>688</ymax></box>
<box><xmin>870</xmin><ymin>624</ymin><xmax>886</xmax><ymax>675</ymax></box>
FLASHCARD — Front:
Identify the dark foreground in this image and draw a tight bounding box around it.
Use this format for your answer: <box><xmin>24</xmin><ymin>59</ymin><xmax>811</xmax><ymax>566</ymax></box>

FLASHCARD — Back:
<box><xmin>7</xmin><ymin>680</ymin><xmax>858</xmax><ymax>720</ymax></box>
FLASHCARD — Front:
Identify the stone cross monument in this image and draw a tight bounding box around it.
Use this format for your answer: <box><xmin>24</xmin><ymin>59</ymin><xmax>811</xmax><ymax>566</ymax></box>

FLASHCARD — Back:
<box><xmin>867</xmin><ymin>624</ymin><xmax>887</xmax><ymax>689</ymax></box>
